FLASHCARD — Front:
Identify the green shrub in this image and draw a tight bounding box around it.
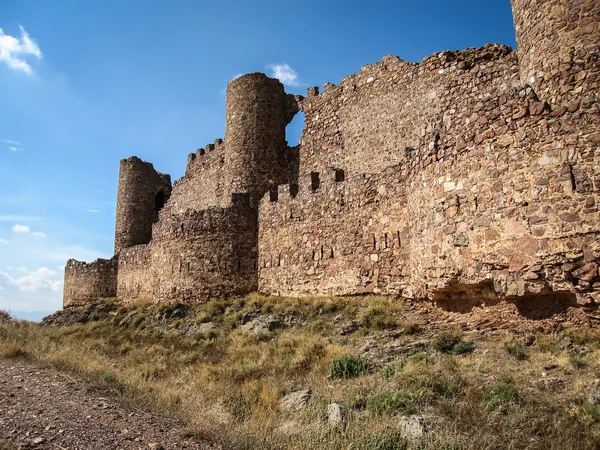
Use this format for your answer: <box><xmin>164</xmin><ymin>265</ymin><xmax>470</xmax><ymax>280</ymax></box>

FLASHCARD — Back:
<box><xmin>402</xmin><ymin>322</ymin><xmax>422</xmax><ymax>335</ymax></box>
<box><xmin>483</xmin><ymin>378</ymin><xmax>519</xmax><ymax>408</ymax></box>
<box><xmin>366</xmin><ymin>391</ymin><xmax>423</xmax><ymax>416</ymax></box>
<box><xmin>433</xmin><ymin>332</ymin><xmax>475</xmax><ymax>355</ymax></box>
<box><xmin>505</xmin><ymin>341</ymin><xmax>530</xmax><ymax>360</ymax></box>
<box><xmin>330</xmin><ymin>354</ymin><xmax>368</xmax><ymax>379</ymax></box>
<box><xmin>570</xmin><ymin>355</ymin><xmax>589</xmax><ymax>370</ymax></box>
<box><xmin>364</xmin><ymin>428</ymin><xmax>408</xmax><ymax>450</ymax></box>
<box><xmin>358</xmin><ymin>306</ymin><xmax>398</xmax><ymax>330</ymax></box>
<box><xmin>577</xmin><ymin>402</ymin><xmax>600</xmax><ymax>426</ymax></box>
<box><xmin>382</xmin><ymin>361</ymin><xmax>404</xmax><ymax>380</ymax></box>
<box><xmin>433</xmin><ymin>377</ymin><xmax>463</xmax><ymax>398</ymax></box>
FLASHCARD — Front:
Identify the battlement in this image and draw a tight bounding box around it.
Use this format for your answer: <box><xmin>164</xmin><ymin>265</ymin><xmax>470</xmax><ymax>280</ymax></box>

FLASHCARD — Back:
<box><xmin>64</xmin><ymin>0</ymin><xmax>600</xmax><ymax>309</ymax></box>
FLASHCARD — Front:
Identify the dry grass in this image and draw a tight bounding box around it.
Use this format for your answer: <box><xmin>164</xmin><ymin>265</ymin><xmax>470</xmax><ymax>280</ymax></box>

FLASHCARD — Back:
<box><xmin>1</xmin><ymin>294</ymin><xmax>600</xmax><ymax>449</ymax></box>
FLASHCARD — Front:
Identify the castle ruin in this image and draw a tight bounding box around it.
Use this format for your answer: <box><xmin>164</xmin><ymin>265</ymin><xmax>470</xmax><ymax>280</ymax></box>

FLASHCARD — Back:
<box><xmin>63</xmin><ymin>0</ymin><xmax>600</xmax><ymax>310</ymax></box>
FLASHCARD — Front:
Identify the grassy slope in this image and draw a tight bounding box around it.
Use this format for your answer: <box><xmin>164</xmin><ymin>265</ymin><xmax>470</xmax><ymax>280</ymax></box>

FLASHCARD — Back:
<box><xmin>1</xmin><ymin>294</ymin><xmax>600</xmax><ymax>450</ymax></box>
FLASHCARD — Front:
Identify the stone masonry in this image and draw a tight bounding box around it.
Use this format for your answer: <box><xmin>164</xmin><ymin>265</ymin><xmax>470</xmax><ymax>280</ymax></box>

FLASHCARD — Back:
<box><xmin>63</xmin><ymin>0</ymin><xmax>600</xmax><ymax>309</ymax></box>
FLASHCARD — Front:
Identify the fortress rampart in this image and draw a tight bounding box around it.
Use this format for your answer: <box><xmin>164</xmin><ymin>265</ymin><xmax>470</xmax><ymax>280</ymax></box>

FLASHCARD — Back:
<box><xmin>63</xmin><ymin>0</ymin><xmax>600</xmax><ymax>310</ymax></box>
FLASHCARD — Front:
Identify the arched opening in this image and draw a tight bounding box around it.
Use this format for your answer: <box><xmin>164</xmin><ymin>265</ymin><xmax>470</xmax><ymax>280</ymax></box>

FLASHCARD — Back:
<box><xmin>154</xmin><ymin>191</ymin><xmax>166</xmax><ymax>212</ymax></box>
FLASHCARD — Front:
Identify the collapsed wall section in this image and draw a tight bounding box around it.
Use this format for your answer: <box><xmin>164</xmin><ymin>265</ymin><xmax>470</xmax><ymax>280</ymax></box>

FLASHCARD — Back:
<box><xmin>299</xmin><ymin>45</ymin><xmax>519</xmax><ymax>176</ymax></box>
<box><xmin>63</xmin><ymin>257</ymin><xmax>118</xmax><ymax>308</ymax></box>
<box><xmin>258</xmin><ymin>168</ymin><xmax>410</xmax><ymax>297</ymax></box>
<box><xmin>150</xmin><ymin>194</ymin><xmax>258</xmax><ymax>303</ymax></box>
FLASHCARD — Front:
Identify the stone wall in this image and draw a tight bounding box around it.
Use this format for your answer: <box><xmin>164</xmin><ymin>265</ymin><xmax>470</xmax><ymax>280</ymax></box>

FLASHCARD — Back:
<box><xmin>117</xmin><ymin>245</ymin><xmax>153</xmax><ymax>302</ymax></box>
<box><xmin>63</xmin><ymin>0</ymin><xmax>600</xmax><ymax>309</ymax></box>
<box><xmin>148</xmin><ymin>194</ymin><xmax>258</xmax><ymax>303</ymax></box>
<box><xmin>258</xmin><ymin>167</ymin><xmax>410</xmax><ymax>297</ymax></box>
<box><xmin>63</xmin><ymin>258</ymin><xmax>118</xmax><ymax>307</ymax></box>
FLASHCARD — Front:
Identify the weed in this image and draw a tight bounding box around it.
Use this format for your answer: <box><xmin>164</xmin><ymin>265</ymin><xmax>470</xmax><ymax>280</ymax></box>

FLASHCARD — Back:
<box><xmin>358</xmin><ymin>306</ymin><xmax>398</xmax><ymax>330</ymax></box>
<box><xmin>366</xmin><ymin>390</ymin><xmax>424</xmax><ymax>416</ymax></box>
<box><xmin>402</xmin><ymin>322</ymin><xmax>422</xmax><ymax>335</ymax></box>
<box><xmin>505</xmin><ymin>341</ymin><xmax>530</xmax><ymax>360</ymax></box>
<box><xmin>330</xmin><ymin>354</ymin><xmax>369</xmax><ymax>379</ymax></box>
<box><xmin>483</xmin><ymin>377</ymin><xmax>519</xmax><ymax>408</ymax></box>
<box><xmin>364</xmin><ymin>428</ymin><xmax>408</xmax><ymax>450</ymax></box>
<box><xmin>433</xmin><ymin>332</ymin><xmax>475</xmax><ymax>355</ymax></box>
<box><xmin>570</xmin><ymin>355</ymin><xmax>589</xmax><ymax>370</ymax></box>
<box><xmin>382</xmin><ymin>361</ymin><xmax>404</xmax><ymax>380</ymax></box>
<box><xmin>576</xmin><ymin>402</ymin><xmax>600</xmax><ymax>426</ymax></box>
<box><xmin>433</xmin><ymin>377</ymin><xmax>463</xmax><ymax>399</ymax></box>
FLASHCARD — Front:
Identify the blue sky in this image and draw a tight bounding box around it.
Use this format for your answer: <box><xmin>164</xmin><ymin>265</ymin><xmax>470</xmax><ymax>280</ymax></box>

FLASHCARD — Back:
<box><xmin>0</xmin><ymin>0</ymin><xmax>517</xmax><ymax>317</ymax></box>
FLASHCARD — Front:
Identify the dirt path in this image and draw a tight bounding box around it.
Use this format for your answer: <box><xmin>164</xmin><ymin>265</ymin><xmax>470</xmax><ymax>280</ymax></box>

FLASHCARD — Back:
<box><xmin>0</xmin><ymin>358</ymin><xmax>219</xmax><ymax>450</ymax></box>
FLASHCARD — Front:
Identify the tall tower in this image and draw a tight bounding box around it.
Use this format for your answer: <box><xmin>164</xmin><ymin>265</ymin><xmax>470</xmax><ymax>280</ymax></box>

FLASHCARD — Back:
<box><xmin>511</xmin><ymin>0</ymin><xmax>599</xmax><ymax>103</ymax></box>
<box><xmin>224</xmin><ymin>73</ymin><xmax>300</xmax><ymax>204</ymax></box>
<box><xmin>114</xmin><ymin>156</ymin><xmax>172</xmax><ymax>254</ymax></box>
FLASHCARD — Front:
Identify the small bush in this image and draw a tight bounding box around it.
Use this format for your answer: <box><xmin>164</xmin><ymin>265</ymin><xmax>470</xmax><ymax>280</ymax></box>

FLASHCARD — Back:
<box><xmin>366</xmin><ymin>391</ymin><xmax>423</xmax><ymax>416</ymax></box>
<box><xmin>330</xmin><ymin>354</ymin><xmax>368</xmax><ymax>379</ymax></box>
<box><xmin>451</xmin><ymin>340</ymin><xmax>475</xmax><ymax>355</ymax></box>
<box><xmin>402</xmin><ymin>322</ymin><xmax>422</xmax><ymax>335</ymax></box>
<box><xmin>433</xmin><ymin>332</ymin><xmax>475</xmax><ymax>355</ymax></box>
<box><xmin>358</xmin><ymin>306</ymin><xmax>398</xmax><ymax>330</ymax></box>
<box><xmin>434</xmin><ymin>377</ymin><xmax>463</xmax><ymax>398</ymax></box>
<box><xmin>576</xmin><ymin>402</ymin><xmax>600</xmax><ymax>426</ymax></box>
<box><xmin>483</xmin><ymin>378</ymin><xmax>519</xmax><ymax>408</ymax></box>
<box><xmin>382</xmin><ymin>361</ymin><xmax>404</xmax><ymax>380</ymax></box>
<box><xmin>505</xmin><ymin>341</ymin><xmax>530</xmax><ymax>360</ymax></box>
<box><xmin>570</xmin><ymin>355</ymin><xmax>589</xmax><ymax>370</ymax></box>
<box><xmin>364</xmin><ymin>428</ymin><xmax>408</xmax><ymax>450</ymax></box>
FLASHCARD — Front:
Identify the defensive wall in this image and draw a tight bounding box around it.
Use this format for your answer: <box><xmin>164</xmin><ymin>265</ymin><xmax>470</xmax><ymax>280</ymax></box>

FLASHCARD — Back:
<box><xmin>63</xmin><ymin>0</ymin><xmax>600</xmax><ymax>310</ymax></box>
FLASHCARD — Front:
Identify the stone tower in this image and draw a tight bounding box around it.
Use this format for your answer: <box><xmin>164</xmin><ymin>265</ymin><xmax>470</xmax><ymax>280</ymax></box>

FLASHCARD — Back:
<box><xmin>511</xmin><ymin>0</ymin><xmax>600</xmax><ymax>103</ymax></box>
<box><xmin>224</xmin><ymin>73</ymin><xmax>300</xmax><ymax>203</ymax></box>
<box><xmin>114</xmin><ymin>156</ymin><xmax>172</xmax><ymax>254</ymax></box>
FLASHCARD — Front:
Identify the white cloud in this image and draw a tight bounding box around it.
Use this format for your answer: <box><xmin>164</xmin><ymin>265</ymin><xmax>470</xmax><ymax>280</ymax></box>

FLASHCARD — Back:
<box><xmin>87</xmin><ymin>209</ymin><xmax>100</xmax><ymax>213</ymax></box>
<box><xmin>0</xmin><ymin>138</ymin><xmax>24</xmax><ymax>153</ymax></box>
<box><xmin>266</xmin><ymin>63</ymin><xmax>301</xmax><ymax>87</ymax></box>
<box><xmin>8</xmin><ymin>147</ymin><xmax>17</xmax><ymax>152</ymax></box>
<box><xmin>31</xmin><ymin>231</ymin><xmax>47</xmax><ymax>238</ymax></box>
<box><xmin>0</xmin><ymin>139</ymin><xmax>22</xmax><ymax>146</ymax></box>
<box><xmin>0</xmin><ymin>238</ymin><xmax>8</xmax><ymax>245</ymax></box>
<box><xmin>12</xmin><ymin>224</ymin><xmax>30</xmax><ymax>233</ymax></box>
<box><xmin>0</xmin><ymin>25</ymin><xmax>42</xmax><ymax>75</ymax></box>
<box><xmin>1</xmin><ymin>267</ymin><xmax>62</xmax><ymax>293</ymax></box>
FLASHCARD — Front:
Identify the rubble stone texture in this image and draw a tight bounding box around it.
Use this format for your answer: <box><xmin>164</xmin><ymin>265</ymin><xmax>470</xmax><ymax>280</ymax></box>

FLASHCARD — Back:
<box><xmin>63</xmin><ymin>0</ymin><xmax>600</xmax><ymax>309</ymax></box>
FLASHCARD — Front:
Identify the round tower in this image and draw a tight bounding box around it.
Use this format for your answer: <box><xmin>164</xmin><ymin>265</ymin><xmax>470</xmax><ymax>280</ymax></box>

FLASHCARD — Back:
<box><xmin>114</xmin><ymin>156</ymin><xmax>172</xmax><ymax>254</ymax></box>
<box><xmin>224</xmin><ymin>73</ymin><xmax>299</xmax><ymax>204</ymax></box>
<box><xmin>511</xmin><ymin>0</ymin><xmax>599</xmax><ymax>103</ymax></box>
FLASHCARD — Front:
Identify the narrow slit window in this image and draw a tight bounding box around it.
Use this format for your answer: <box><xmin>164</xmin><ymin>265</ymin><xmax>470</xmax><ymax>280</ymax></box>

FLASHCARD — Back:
<box><xmin>270</xmin><ymin>187</ymin><xmax>278</xmax><ymax>202</ymax></box>
<box><xmin>311</xmin><ymin>172</ymin><xmax>320</xmax><ymax>191</ymax></box>
<box><xmin>335</xmin><ymin>169</ymin><xmax>345</xmax><ymax>182</ymax></box>
<box><xmin>290</xmin><ymin>184</ymin><xmax>299</xmax><ymax>198</ymax></box>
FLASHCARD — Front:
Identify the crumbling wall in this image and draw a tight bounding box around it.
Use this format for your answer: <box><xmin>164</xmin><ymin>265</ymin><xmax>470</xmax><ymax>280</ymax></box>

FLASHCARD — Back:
<box><xmin>117</xmin><ymin>245</ymin><xmax>153</xmax><ymax>303</ymax></box>
<box><xmin>63</xmin><ymin>258</ymin><xmax>118</xmax><ymax>307</ymax></box>
<box><xmin>167</xmin><ymin>139</ymin><xmax>227</xmax><ymax>212</ymax></box>
<box><xmin>150</xmin><ymin>194</ymin><xmax>258</xmax><ymax>303</ymax></box>
<box><xmin>299</xmin><ymin>45</ymin><xmax>519</xmax><ymax>176</ymax></box>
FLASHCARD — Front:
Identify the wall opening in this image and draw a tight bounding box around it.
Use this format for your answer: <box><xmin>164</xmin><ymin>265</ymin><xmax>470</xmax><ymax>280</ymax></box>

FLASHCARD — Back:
<box><xmin>311</xmin><ymin>172</ymin><xmax>320</xmax><ymax>191</ymax></box>
<box><xmin>269</xmin><ymin>186</ymin><xmax>278</xmax><ymax>202</ymax></box>
<box><xmin>286</xmin><ymin>111</ymin><xmax>306</xmax><ymax>146</ymax></box>
<box><xmin>155</xmin><ymin>191</ymin><xmax>166</xmax><ymax>212</ymax></box>
<box><xmin>335</xmin><ymin>169</ymin><xmax>345</xmax><ymax>182</ymax></box>
<box><xmin>290</xmin><ymin>183</ymin><xmax>299</xmax><ymax>198</ymax></box>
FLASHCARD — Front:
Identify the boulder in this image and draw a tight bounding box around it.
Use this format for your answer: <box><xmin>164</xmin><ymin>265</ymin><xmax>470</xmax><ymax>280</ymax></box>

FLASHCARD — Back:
<box><xmin>280</xmin><ymin>389</ymin><xmax>311</xmax><ymax>412</ymax></box>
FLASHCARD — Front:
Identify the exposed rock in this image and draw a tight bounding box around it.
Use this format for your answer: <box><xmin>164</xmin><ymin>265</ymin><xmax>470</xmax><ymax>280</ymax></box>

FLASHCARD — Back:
<box><xmin>327</xmin><ymin>403</ymin><xmax>348</xmax><ymax>427</ymax></box>
<box><xmin>533</xmin><ymin>377</ymin><xmax>564</xmax><ymax>392</ymax></box>
<box><xmin>241</xmin><ymin>314</ymin><xmax>282</xmax><ymax>334</ymax></box>
<box><xmin>276</xmin><ymin>420</ymin><xmax>303</xmax><ymax>436</ymax></box>
<box><xmin>398</xmin><ymin>415</ymin><xmax>427</xmax><ymax>441</ymax></box>
<box><xmin>280</xmin><ymin>389</ymin><xmax>311</xmax><ymax>413</ymax></box>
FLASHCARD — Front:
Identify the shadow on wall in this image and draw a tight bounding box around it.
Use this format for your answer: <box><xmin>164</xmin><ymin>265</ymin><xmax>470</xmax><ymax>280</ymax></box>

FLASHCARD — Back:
<box><xmin>432</xmin><ymin>280</ymin><xmax>579</xmax><ymax>320</ymax></box>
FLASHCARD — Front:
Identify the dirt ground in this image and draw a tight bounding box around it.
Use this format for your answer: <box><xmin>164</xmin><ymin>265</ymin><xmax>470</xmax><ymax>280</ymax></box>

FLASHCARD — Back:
<box><xmin>0</xmin><ymin>358</ymin><xmax>219</xmax><ymax>450</ymax></box>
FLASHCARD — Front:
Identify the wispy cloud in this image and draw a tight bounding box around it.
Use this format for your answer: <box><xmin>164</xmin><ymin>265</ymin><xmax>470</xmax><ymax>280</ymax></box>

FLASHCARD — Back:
<box><xmin>266</xmin><ymin>63</ymin><xmax>301</xmax><ymax>87</ymax></box>
<box><xmin>0</xmin><ymin>138</ymin><xmax>24</xmax><ymax>153</ymax></box>
<box><xmin>12</xmin><ymin>224</ymin><xmax>30</xmax><ymax>233</ymax></box>
<box><xmin>11</xmin><ymin>224</ymin><xmax>46</xmax><ymax>237</ymax></box>
<box><xmin>0</xmin><ymin>215</ymin><xmax>39</xmax><ymax>223</ymax></box>
<box><xmin>87</xmin><ymin>209</ymin><xmax>100</xmax><ymax>213</ymax></box>
<box><xmin>0</xmin><ymin>238</ymin><xmax>8</xmax><ymax>245</ymax></box>
<box><xmin>0</xmin><ymin>25</ymin><xmax>42</xmax><ymax>75</ymax></box>
<box><xmin>1</xmin><ymin>267</ymin><xmax>62</xmax><ymax>293</ymax></box>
